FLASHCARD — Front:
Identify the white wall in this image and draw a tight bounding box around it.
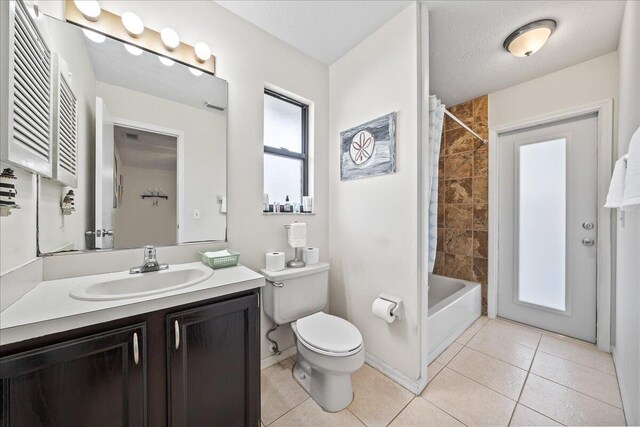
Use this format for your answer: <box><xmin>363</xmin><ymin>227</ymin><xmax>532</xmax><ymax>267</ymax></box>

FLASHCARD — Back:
<box><xmin>114</xmin><ymin>166</ymin><xmax>177</xmax><ymax>248</ymax></box>
<box><xmin>0</xmin><ymin>165</ymin><xmax>37</xmax><ymax>273</ymax></box>
<box><xmin>489</xmin><ymin>51</ymin><xmax>619</xmax><ymax>128</ymax></box>
<box><xmin>329</xmin><ymin>4</ymin><xmax>421</xmax><ymax>381</ymax></box>
<box><xmin>613</xmin><ymin>1</ymin><xmax>640</xmax><ymax>424</ymax></box>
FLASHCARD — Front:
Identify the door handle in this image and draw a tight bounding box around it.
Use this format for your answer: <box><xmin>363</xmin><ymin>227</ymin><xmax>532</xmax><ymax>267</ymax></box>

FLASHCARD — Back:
<box><xmin>133</xmin><ymin>332</ymin><xmax>140</xmax><ymax>365</ymax></box>
<box><xmin>174</xmin><ymin>320</ymin><xmax>180</xmax><ymax>350</ymax></box>
<box><xmin>582</xmin><ymin>238</ymin><xmax>595</xmax><ymax>246</ymax></box>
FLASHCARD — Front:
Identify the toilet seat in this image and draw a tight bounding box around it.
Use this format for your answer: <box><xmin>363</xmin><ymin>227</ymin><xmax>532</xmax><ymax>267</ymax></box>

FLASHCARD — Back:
<box><xmin>294</xmin><ymin>312</ymin><xmax>363</xmax><ymax>357</ymax></box>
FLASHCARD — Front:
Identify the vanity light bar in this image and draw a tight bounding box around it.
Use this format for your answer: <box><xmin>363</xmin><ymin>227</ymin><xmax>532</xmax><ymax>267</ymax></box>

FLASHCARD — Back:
<box><xmin>64</xmin><ymin>0</ymin><xmax>216</xmax><ymax>75</ymax></box>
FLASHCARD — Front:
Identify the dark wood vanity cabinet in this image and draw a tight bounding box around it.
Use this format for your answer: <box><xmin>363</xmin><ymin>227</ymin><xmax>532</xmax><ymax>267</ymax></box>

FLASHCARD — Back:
<box><xmin>0</xmin><ymin>291</ymin><xmax>260</xmax><ymax>427</ymax></box>
<box><xmin>167</xmin><ymin>293</ymin><xmax>260</xmax><ymax>427</ymax></box>
<box><xmin>0</xmin><ymin>324</ymin><xmax>146</xmax><ymax>426</ymax></box>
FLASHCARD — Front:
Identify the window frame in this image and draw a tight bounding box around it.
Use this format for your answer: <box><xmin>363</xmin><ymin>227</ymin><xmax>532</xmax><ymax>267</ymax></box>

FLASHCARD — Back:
<box><xmin>263</xmin><ymin>88</ymin><xmax>309</xmax><ymax>200</ymax></box>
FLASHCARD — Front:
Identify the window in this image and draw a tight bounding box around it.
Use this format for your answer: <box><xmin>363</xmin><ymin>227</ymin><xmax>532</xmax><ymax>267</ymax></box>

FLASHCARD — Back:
<box><xmin>517</xmin><ymin>138</ymin><xmax>567</xmax><ymax>311</ymax></box>
<box><xmin>263</xmin><ymin>89</ymin><xmax>308</xmax><ymax>208</ymax></box>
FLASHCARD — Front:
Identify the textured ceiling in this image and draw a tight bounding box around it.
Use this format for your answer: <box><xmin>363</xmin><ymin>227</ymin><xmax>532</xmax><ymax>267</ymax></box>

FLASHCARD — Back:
<box><xmin>114</xmin><ymin>126</ymin><xmax>177</xmax><ymax>171</ymax></box>
<box><xmin>215</xmin><ymin>0</ymin><xmax>411</xmax><ymax>64</ymax></box>
<box><xmin>426</xmin><ymin>0</ymin><xmax>625</xmax><ymax>106</ymax></box>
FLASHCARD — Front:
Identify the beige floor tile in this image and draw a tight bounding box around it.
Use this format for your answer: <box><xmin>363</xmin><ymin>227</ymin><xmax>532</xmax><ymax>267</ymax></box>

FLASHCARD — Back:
<box><xmin>433</xmin><ymin>342</ymin><xmax>464</xmax><ymax>366</ymax></box>
<box><xmin>423</xmin><ymin>368</ymin><xmax>516</xmax><ymax>426</ymax></box>
<box><xmin>530</xmin><ymin>351</ymin><xmax>622</xmax><ymax>408</ymax></box>
<box><xmin>520</xmin><ymin>374</ymin><xmax>625</xmax><ymax>426</ymax></box>
<box><xmin>261</xmin><ymin>360</ymin><xmax>309</xmax><ymax>425</ymax></box>
<box><xmin>456</xmin><ymin>315</ymin><xmax>489</xmax><ymax>345</ymax></box>
<box><xmin>447</xmin><ymin>347</ymin><xmax>527</xmax><ymax>400</ymax></box>
<box><xmin>509</xmin><ymin>404</ymin><xmax>561</xmax><ymax>426</ymax></box>
<box><xmin>537</xmin><ymin>335</ymin><xmax>616</xmax><ymax>375</ymax></box>
<box><xmin>467</xmin><ymin>330</ymin><xmax>536</xmax><ymax>370</ymax></box>
<box><xmin>482</xmin><ymin>319</ymin><xmax>541</xmax><ymax>349</ymax></box>
<box><xmin>389</xmin><ymin>398</ymin><xmax>463</xmax><ymax>426</ymax></box>
<box><xmin>269</xmin><ymin>398</ymin><xmax>364</xmax><ymax>427</ymax></box>
<box><xmin>427</xmin><ymin>361</ymin><xmax>445</xmax><ymax>384</ymax></box>
<box><xmin>348</xmin><ymin>363</ymin><xmax>414</xmax><ymax>427</ymax></box>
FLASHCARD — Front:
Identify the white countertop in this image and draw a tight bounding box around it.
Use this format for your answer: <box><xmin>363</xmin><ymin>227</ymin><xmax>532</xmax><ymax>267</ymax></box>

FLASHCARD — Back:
<box><xmin>0</xmin><ymin>262</ymin><xmax>264</xmax><ymax>346</ymax></box>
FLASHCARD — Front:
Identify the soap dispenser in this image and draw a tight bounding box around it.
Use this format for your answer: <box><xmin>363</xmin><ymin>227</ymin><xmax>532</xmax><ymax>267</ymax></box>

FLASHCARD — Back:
<box><xmin>284</xmin><ymin>195</ymin><xmax>291</xmax><ymax>212</ymax></box>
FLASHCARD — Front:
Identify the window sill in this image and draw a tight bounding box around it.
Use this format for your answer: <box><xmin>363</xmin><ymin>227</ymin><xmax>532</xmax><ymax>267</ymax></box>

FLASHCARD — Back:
<box><xmin>262</xmin><ymin>212</ymin><xmax>316</xmax><ymax>216</ymax></box>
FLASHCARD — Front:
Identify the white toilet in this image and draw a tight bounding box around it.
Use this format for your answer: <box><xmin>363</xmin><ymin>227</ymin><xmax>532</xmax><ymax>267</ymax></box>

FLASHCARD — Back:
<box><xmin>260</xmin><ymin>262</ymin><xmax>365</xmax><ymax>412</ymax></box>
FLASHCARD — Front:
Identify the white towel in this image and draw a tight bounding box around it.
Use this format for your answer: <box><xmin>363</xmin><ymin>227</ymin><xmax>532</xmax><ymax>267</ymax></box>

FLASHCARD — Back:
<box><xmin>621</xmin><ymin>127</ymin><xmax>640</xmax><ymax>210</ymax></box>
<box><xmin>287</xmin><ymin>222</ymin><xmax>307</xmax><ymax>248</ymax></box>
<box><xmin>204</xmin><ymin>249</ymin><xmax>231</xmax><ymax>258</ymax></box>
<box><xmin>604</xmin><ymin>157</ymin><xmax>627</xmax><ymax>208</ymax></box>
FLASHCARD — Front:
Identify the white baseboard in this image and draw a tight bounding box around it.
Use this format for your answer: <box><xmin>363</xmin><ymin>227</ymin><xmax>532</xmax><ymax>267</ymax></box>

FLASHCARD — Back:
<box><xmin>365</xmin><ymin>352</ymin><xmax>427</xmax><ymax>396</ymax></box>
<box><xmin>611</xmin><ymin>346</ymin><xmax>635</xmax><ymax>426</ymax></box>
<box><xmin>260</xmin><ymin>346</ymin><xmax>297</xmax><ymax>370</ymax></box>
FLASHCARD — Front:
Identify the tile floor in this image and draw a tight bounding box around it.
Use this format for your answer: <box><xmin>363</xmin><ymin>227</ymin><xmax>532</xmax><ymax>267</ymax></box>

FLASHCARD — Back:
<box><xmin>260</xmin><ymin>317</ymin><xmax>626</xmax><ymax>426</ymax></box>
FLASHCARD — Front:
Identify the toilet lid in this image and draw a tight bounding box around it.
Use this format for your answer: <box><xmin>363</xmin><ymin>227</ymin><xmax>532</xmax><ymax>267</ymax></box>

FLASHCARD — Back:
<box><xmin>295</xmin><ymin>312</ymin><xmax>362</xmax><ymax>354</ymax></box>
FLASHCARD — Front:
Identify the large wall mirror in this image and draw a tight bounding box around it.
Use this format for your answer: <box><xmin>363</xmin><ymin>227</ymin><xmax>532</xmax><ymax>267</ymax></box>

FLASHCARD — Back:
<box><xmin>11</xmin><ymin>8</ymin><xmax>228</xmax><ymax>255</ymax></box>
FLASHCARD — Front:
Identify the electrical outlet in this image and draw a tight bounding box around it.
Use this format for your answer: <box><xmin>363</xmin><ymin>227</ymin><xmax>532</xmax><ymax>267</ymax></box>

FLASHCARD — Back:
<box><xmin>193</xmin><ymin>209</ymin><xmax>201</xmax><ymax>220</ymax></box>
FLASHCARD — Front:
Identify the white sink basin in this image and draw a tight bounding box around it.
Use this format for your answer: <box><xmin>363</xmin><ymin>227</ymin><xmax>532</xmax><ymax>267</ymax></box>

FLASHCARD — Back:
<box><xmin>69</xmin><ymin>264</ymin><xmax>214</xmax><ymax>301</ymax></box>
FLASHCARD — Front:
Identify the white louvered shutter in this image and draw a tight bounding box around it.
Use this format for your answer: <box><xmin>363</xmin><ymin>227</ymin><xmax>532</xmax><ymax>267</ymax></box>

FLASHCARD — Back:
<box><xmin>52</xmin><ymin>54</ymin><xmax>78</xmax><ymax>187</ymax></box>
<box><xmin>1</xmin><ymin>0</ymin><xmax>53</xmax><ymax>177</ymax></box>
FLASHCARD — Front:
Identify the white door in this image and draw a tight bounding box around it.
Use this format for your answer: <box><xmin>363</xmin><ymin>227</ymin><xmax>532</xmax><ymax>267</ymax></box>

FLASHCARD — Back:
<box><xmin>497</xmin><ymin>113</ymin><xmax>598</xmax><ymax>343</ymax></box>
<box><xmin>95</xmin><ymin>97</ymin><xmax>115</xmax><ymax>249</ymax></box>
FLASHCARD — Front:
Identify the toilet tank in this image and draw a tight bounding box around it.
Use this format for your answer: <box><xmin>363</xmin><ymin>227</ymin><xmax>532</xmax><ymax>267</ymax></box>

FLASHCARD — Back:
<box><xmin>260</xmin><ymin>262</ymin><xmax>329</xmax><ymax>324</ymax></box>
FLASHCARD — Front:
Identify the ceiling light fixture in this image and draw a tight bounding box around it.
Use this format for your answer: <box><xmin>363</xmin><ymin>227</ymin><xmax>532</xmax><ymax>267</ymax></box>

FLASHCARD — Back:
<box><xmin>161</xmin><ymin>28</ymin><xmax>180</xmax><ymax>51</ymax></box>
<box><xmin>194</xmin><ymin>42</ymin><xmax>211</xmax><ymax>63</ymax></box>
<box><xmin>159</xmin><ymin>56</ymin><xmax>175</xmax><ymax>67</ymax></box>
<box><xmin>74</xmin><ymin>0</ymin><xmax>101</xmax><ymax>22</ymax></box>
<box><xmin>122</xmin><ymin>11</ymin><xmax>144</xmax><ymax>37</ymax></box>
<box><xmin>82</xmin><ymin>28</ymin><xmax>105</xmax><ymax>43</ymax></box>
<box><xmin>503</xmin><ymin>19</ymin><xmax>556</xmax><ymax>58</ymax></box>
<box><xmin>124</xmin><ymin>44</ymin><xmax>143</xmax><ymax>56</ymax></box>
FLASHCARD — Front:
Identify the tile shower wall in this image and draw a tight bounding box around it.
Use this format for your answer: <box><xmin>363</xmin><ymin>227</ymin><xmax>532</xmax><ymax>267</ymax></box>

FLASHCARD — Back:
<box><xmin>434</xmin><ymin>95</ymin><xmax>489</xmax><ymax>313</ymax></box>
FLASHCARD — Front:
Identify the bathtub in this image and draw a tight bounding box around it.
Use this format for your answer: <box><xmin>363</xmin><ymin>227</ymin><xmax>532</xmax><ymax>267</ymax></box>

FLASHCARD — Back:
<box><xmin>427</xmin><ymin>273</ymin><xmax>481</xmax><ymax>363</ymax></box>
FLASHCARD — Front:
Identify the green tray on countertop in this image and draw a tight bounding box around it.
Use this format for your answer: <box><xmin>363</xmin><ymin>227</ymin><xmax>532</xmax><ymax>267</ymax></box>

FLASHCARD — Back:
<box><xmin>199</xmin><ymin>249</ymin><xmax>240</xmax><ymax>269</ymax></box>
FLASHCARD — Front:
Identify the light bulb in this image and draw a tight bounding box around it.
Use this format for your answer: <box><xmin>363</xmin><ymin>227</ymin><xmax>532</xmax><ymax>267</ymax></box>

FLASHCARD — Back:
<box><xmin>82</xmin><ymin>29</ymin><xmax>105</xmax><ymax>43</ymax></box>
<box><xmin>189</xmin><ymin>68</ymin><xmax>203</xmax><ymax>77</ymax></box>
<box><xmin>159</xmin><ymin>56</ymin><xmax>175</xmax><ymax>67</ymax></box>
<box><xmin>74</xmin><ymin>0</ymin><xmax>101</xmax><ymax>21</ymax></box>
<box><xmin>121</xmin><ymin>11</ymin><xmax>144</xmax><ymax>37</ymax></box>
<box><xmin>124</xmin><ymin>44</ymin><xmax>143</xmax><ymax>56</ymax></box>
<box><xmin>194</xmin><ymin>42</ymin><xmax>211</xmax><ymax>62</ymax></box>
<box><xmin>161</xmin><ymin>27</ymin><xmax>180</xmax><ymax>51</ymax></box>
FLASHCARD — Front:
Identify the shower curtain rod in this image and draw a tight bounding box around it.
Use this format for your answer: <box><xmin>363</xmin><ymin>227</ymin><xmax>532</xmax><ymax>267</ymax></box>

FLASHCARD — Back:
<box><xmin>444</xmin><ymin>109</ymin><xmax>487</xmax><ymax>145</ymax></box>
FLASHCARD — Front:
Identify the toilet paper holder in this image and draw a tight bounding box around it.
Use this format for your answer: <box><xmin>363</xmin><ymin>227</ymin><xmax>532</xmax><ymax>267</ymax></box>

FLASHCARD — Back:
<box><xmin>378</xmin><ymin>293</ymin><xmax>403</xmax><ymax>320</ymax></box>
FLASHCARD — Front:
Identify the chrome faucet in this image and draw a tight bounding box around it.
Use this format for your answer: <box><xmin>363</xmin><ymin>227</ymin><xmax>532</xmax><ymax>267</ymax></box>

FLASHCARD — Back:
<box><xmin>130</xmin><ymin>245</ymin><xmax>169</xmax><ymax>274</ymax></box>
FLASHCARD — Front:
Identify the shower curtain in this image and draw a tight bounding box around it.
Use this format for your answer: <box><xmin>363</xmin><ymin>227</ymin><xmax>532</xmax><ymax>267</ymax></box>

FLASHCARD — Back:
<box><xmin>427</xmin><ymin>96</ymin><xmax>445</xmax><ymax>272</ymax></box>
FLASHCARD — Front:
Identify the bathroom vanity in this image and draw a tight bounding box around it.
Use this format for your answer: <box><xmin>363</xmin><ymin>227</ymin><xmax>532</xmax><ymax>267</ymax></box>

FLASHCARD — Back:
<box><xmin>0</xmin><ymin>264</ymin><xmax>264</xmax><ymax>426</ymax></box>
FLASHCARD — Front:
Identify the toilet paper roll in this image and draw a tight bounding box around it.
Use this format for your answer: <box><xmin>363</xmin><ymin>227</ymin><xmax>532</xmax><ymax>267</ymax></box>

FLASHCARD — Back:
<box><xmin>265</xmin><ymin>252</ymin><xmax>285</xmax><ymax>271</ymax></box>
<box><xmin>302</xmin><ymin>247</ymin><xmax>319</xmax><ymax>265</ymax></box>
<box><xmin>372</xmin><ymin>298</ymin><xmax>396</xmax><ymax>323</ymax></box>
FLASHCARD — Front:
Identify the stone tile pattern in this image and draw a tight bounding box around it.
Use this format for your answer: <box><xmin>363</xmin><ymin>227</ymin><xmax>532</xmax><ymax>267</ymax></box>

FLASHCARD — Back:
<box><xmin>434</xmin><ymin>95</ymin><xmax>489</xmax><ymax>313</ymax></box>
<box><xmin>261</xmin><ymin>317</ymin><xmax>625</xmax><ymax>426</ymax></box>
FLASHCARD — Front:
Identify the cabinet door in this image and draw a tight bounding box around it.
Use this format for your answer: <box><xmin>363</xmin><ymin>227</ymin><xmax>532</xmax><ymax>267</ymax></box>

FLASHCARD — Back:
<box><xmin>0</xmin><ymin>324</ymin><xmax>146</xmax><ymax>427</ymax></box>
<box><xmin>167</xmin><ymin>293</ymin><xmax>259</xmax><ymax>427</ymax></box>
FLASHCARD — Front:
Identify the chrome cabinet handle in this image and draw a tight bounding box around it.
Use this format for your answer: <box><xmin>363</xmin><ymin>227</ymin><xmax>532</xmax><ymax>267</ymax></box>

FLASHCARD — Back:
<box><xmin>582</xmin><ymin>238</ymin><xmax>595</xmax><ymax>246</ymax></box>
<box><xmin>174</xmin><ymin>320</ymin><xmax>180</xmax><ymax>350</ymax></box>
<box><xmin>270</xmin><ymin>281</ymin><xmax>284</xmax><ymax>288</ymax></box>
<box><xmin>133</xmin><ymin>332</ymin><xmax>139</xmax><ymax>365</ymax></box>
<box><xmin>582</xmin><ymin>222</ymin><xmax>595</xmax><ymax>230</ymax></box>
